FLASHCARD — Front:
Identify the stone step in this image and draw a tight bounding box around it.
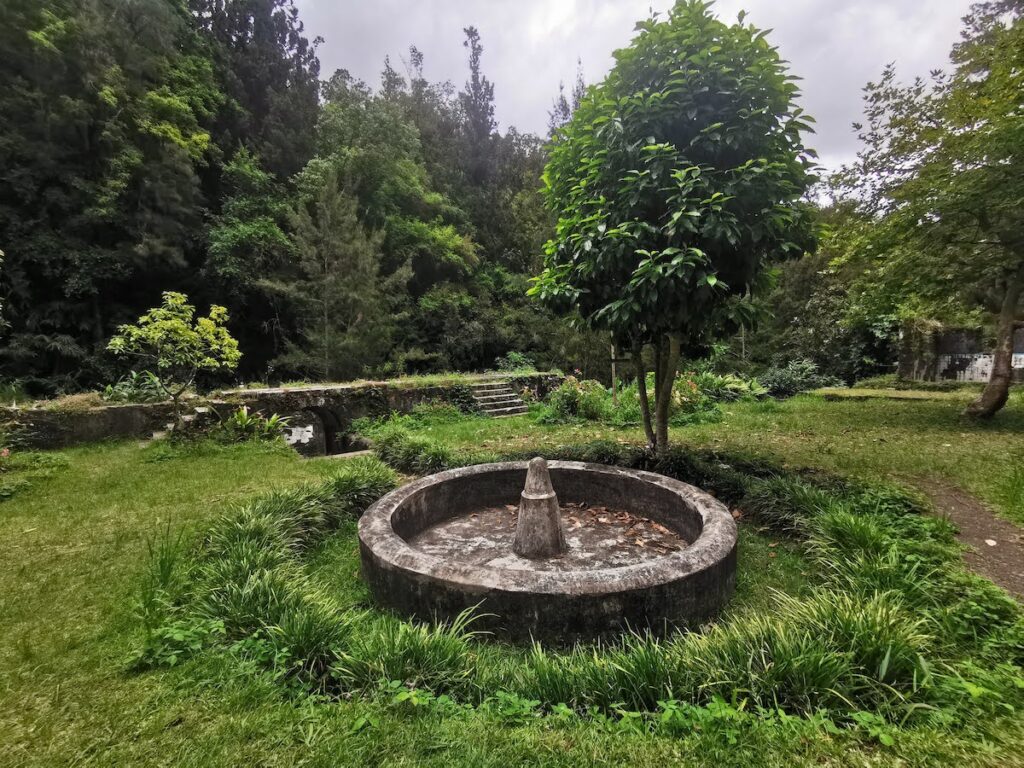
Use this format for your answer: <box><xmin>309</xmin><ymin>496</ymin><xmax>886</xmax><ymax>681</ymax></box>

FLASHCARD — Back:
<box><xmin>473</xmin><ymin>391</ymin><xmax>516</xmax><ymax>401</ymax></box>
<box><xmin>476</xmin><ymin>394</ymin><xmax>520</xmax><ymax>403</ymax></box>
<box><xmin>482</xmin><ymin>404</ymin><xmax>528</xmax><ymax>417</ymax></box>
<box><xmin>470</xmin><ymin>381</ymin><xmax>514</xmax><ymax>391</ymax></box>
<box><xmin>480</xmin><ymin>401</ymin><xmax>523</xmax><ymax>411</ymax></box>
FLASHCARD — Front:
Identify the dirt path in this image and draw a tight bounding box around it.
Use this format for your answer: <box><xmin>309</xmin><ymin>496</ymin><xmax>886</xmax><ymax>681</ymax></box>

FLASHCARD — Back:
<box><xmin>912</xmin><ymin>478</ymin><xmax>1024</xmax><ymax>600</ymax></box>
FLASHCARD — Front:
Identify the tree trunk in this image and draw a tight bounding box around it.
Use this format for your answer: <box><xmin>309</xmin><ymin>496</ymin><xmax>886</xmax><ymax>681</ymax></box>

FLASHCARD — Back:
<box><xmin>653</xmin><ymin>334</ymin><xmax>681</xmax><ymax>452</ymax></box>
<box><xmin>965</xmin><ymin>265</ymin><xmax>1023</xmax><ymax>419</ymax></box>
<box><xmin>633</xmin><ymin>343</ymin><xmax>655</xmax><ymax>450</ymax></box>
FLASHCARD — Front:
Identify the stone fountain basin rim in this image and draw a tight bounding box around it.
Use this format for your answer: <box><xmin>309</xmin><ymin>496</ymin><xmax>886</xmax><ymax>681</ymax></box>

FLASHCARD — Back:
<box><xmin>358</xmin><ymin>460</ymin><xmax>737</xmax><ymax>597</ymax></box>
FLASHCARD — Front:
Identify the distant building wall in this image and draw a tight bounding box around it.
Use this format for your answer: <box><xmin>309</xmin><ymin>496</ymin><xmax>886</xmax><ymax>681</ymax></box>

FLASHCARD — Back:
<box><xmin>899</xmin><ymin>325</ymin><xmax>1024</xmax><ymax>383</ymax></box>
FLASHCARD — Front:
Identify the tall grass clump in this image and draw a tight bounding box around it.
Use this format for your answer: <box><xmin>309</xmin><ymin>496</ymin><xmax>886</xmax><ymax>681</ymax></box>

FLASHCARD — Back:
<box><xmin>740</xmin><ymin>476</ymin><xmax>838</xmax><ymax>536</ymax></box>
<box><xmin>998</xmin><ymin>462</ymin><xmax>1024</xmax><ymax>521</ymax></box>
<box><xmin>370</xmin><ymin>422</ymin><xmax>455</xmax><ymax>474</ymax></box>
<box><xmin>676</xmin><ymin>589</ymin><xmax>930</xmax><ymax>713</ymax></box>
<box><xmin>512</xmin><ymin>632</ymin><xmax>679</xmax><ymax>712</ymax></box>
<box><xmin>508</xmin><ymin>590</ymin><xmax>931</xmax><ymax>718</ymax></box>
<box><xmin>335</xmin><ymin>609</ymin><xmax>482</xmax><ymax>696</ymax></box>
<box><xmin>138</xmin><ymin>457</ymin><xmax>397</xmax><ymax>675</ymax></box>
<box><xmin>268</xmin><ymin>600</ymin><xmax>355</xmax><ymax>690</ymax></box>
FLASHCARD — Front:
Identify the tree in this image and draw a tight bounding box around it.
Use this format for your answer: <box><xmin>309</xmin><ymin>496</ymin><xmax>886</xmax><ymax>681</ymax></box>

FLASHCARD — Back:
<box><xmin>107</xmin><ymin>291</ymin><xmax>241</xmax><ymax>410</ymax></box>
<box><xmin>188</xmin><ymin>0</ymin><xmax>321</xmax><ymax>179</ymax></box>
<box><xmin>459</xmin><ymin>26</ymin><xmax>496</xmax><ymax>187</ymax></box>
<box><xmin>834</xmin><ymin>1</ymin><xmax>1024</xmax><ymax>418</ymax></box>
<box><xmin>276</xmin><ymin>164</ymin><xmax>389</xmax><ymax>381</ymax></box>
<box><xmin>531</xmin><ymin>1</ymin><xmax>816</xmax><ymax>450</ymax></box>
<box><xmin>736</xmin><ymin>204</ymin><xmax>895</xmax><ymax>382</ymax></box>
<box><xmin>204</xmin><ymin>148</ymin><xmax>294</xmax><ymax>370</ymax></box>
<box><xmin>547</xmin><ymin>58</ymin><xmax>586</xmax><ymax>136</ymax></box>
<box><xmin>0</xmin><ymin>0</ymin><xmax>221</xmax><ymax>392</ymax></box>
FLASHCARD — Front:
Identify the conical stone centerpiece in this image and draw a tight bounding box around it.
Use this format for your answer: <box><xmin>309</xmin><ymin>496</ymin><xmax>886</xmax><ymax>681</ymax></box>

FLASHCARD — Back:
<box><xmin>513</xmin><ymin>457</ymin><xmax>566</xmax><ymax>559</ymax></box>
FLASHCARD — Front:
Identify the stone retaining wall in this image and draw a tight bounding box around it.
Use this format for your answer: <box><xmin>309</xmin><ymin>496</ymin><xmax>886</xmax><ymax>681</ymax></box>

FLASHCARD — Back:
<box><xmin>1</xmin><ymin>373</ymin><xmax>560</xmax><ymax>454</ymax></box>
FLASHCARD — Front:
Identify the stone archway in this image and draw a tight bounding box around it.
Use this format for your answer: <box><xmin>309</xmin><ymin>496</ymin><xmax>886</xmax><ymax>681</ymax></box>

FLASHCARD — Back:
<box><xmin>282</xmin><ymin>409</ymin><xmax>326</xmax><ymax>456</ymax></box>
<box><xmin>282</xmin><ymin>406</ymin><xmax>368</xmax><ymax>457</ymax></box>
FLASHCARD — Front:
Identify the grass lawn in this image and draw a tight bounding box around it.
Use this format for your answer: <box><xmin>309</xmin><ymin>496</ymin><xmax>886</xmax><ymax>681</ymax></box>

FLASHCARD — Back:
<box><xmin>405</xmin><ymin>393</ymin><xmax>1024</xmax><ymax>526</ymax></box>
<box><xmin>1</xmin><ymin>394</ymin><xmax>1022</xmax><ymax>766</ymax></box>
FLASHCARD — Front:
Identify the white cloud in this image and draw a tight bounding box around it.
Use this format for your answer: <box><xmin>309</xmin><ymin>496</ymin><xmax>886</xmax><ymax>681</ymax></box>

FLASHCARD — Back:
<box><xmin>295</xmin><ymin>0</ymin><xmax>972</xmax><ymax>169</ymax></box>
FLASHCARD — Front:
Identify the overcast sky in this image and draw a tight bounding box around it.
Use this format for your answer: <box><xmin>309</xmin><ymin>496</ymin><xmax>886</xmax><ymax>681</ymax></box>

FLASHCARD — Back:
<box><xmin>294</xmin><ymin>0</ymin><xmax>974</xmax><ymax>170</ymax></box>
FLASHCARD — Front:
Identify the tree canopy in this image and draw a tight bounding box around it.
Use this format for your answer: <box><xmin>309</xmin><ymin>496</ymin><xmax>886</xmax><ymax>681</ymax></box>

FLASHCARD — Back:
<box><xmin>532</xmin><ymin>0</ymin><xmax>817</xmax><ymax>448</ymax></box>
<box><xmin>0</xmin><ymin>0</ymin><xmax>597</xmax><ymax>394</ymax></box>
<box><xmin>834</xmin><ymin>0</ymin><xmax>1024</xmax><ymax>417</ymax></box>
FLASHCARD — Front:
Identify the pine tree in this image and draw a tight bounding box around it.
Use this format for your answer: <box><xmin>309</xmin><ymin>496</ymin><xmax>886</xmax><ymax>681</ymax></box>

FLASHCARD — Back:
<box><xmin>278</xmin><ymin>165</ymin><xmax>388</xmax><ymax>381</ymax></box>
<box><xmin>459</xmin><ymin>26</ymin><xmax>496</xmax><ymax>186</ymax></box>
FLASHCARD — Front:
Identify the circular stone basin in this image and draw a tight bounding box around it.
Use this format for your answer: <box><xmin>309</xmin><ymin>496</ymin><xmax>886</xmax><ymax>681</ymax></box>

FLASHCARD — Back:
<box><xmin>358</xmin><ymin>461</ymin><xmax>737</xmax><ymax>643</ymax></box>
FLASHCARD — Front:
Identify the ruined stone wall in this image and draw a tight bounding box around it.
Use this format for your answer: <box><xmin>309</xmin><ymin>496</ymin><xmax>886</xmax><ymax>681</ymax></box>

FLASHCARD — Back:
<box><xmin>1</xmin><ymin>373</ymin><xmax>562</xmax><ymax>453</ymax></box>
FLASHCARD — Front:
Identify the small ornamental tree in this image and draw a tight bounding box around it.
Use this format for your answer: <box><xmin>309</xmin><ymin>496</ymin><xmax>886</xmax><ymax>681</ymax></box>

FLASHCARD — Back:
<box><xmin>107</xmin><ymin>292</ymin><xmax>241</xmax><ymax>410</ymax></box>
<box><xmin>531</xmin><ymin>1</ymin><xmax>816</xmax><ymax>450</ymax></box>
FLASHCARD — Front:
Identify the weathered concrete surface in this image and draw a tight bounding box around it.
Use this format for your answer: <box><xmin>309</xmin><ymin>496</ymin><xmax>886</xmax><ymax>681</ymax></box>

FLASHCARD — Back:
<box><xmin>410</xmin><ymin>501</ymin><xmax>687</xmax><ymax>571</ymax></box>
<box><xmin>0</xmin><ymin>402</ymin><xmax>179</xmax><ymax>449</ymax></box>
<box><xmin>3</xmin><ymin>373</ymin><xmax>560</xmax><ymax>452</ymax></box>
<box><xmin>513</xmin><ymin>457</ymin><xmax>567</xmax><ymax>558</ymax></box>
<box><xmin>358</xmin><ymin>461</ymin><xmax>738</xmax><ymax>644</ymax></box>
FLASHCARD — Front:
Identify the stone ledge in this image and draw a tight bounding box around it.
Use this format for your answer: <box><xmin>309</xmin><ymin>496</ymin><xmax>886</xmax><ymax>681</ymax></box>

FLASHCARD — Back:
<box><xmin>2</xmin><ymin>372</ymin><xmax>561</xmax><ymax>451</ymax></box>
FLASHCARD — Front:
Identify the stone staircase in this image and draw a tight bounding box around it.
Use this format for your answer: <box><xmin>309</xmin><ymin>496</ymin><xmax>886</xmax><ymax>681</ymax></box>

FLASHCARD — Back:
<box><xmin>471</xmin><ymin>380</ymin><xmax>528</xmax><ymax>418</ymax></box>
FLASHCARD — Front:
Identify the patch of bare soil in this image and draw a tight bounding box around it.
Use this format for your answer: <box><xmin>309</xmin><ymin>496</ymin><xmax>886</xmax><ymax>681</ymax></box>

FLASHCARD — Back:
<box><xmin>912</xmin><ymin>478</ymin><xmax>1024</xmax><ymax>600</ymax></box>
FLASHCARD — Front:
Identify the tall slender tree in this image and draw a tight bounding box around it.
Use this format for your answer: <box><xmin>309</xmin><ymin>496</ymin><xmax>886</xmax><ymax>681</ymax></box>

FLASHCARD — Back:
<box><xmin>459</xmin><ymin>25</ymin><xmax>496</xmax><ymax>188</ymax></box>
<box><xmin>277</xmin><ymin>165</ymin><xmax>387</xmax><ymax>381</ymax></box>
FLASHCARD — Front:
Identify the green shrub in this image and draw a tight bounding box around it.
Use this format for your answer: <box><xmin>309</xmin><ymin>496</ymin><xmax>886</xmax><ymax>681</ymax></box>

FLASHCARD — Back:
<box><xmin>690</xmin><ymin>370</ymin><xmax>767</xmax><ymax>401</ymax></box>
<box><xmin>408</xmin><ymin>402</ymin><xmax>470</xmax><ymax>424</ymax></box>
<box><xmin>494</xmin><ymin>351</ymin><xmax>536</xmax><ymax>372</ymax></box>
<box><xmin>102</xmin><ymin>370</ymin><xmax>166</xmax><ymax>403</ymax></box>
<box><xmin>371</xmin><ymin>422</ymin><xmax>455</xmax><ymax>474</ymax></box>
<box><xmin>759</xmin><ymin>360</ymin><xmax>842</xmax><ymax>398</ymax></box>
<box><xmin>135</xmin><ymin>618</ymin><xmax>225</xmax><ymax>669</ymax></box>
<box><xmin>538</xmin><ymin>376</ymin><xmax>611</xmax><ymax>423</ymax></box>
<box><xmin>216</xmin><ymin>406</ymin><xmax>289</xmax><ymax>443</ymax></box>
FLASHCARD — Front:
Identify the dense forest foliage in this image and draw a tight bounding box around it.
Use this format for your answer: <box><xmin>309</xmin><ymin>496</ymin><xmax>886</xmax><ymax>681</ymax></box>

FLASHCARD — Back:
<box><xmin>0</xmin><ymin>0</ymin><xmax>605</xmax><ymax>395</ymax></box>
<box><xmin>1</xmin><ymin>0</ymin><xmax>1020</xmax><ymax>413</ymax></box>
